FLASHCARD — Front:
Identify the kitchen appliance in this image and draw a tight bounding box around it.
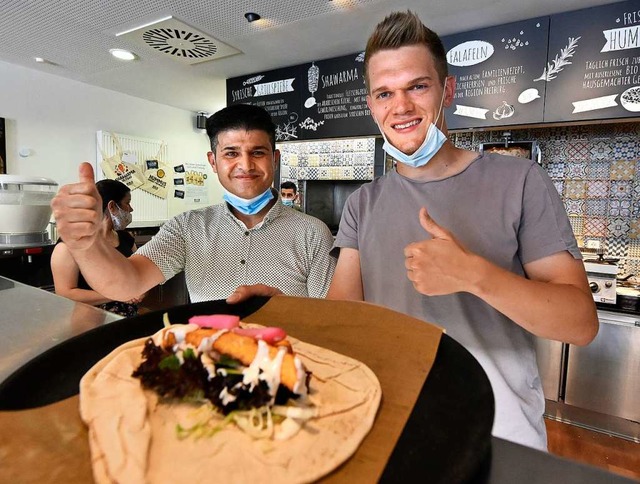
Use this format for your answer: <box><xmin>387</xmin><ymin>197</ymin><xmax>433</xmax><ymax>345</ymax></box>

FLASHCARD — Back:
<box><xmin>479</xmin><ymin>132</ymin><xmax>541</xmax><ymax>163</ymax></box>
<box><xmin>0</xmin><ymin>175</ymin><xmax>58</xmax><ymax>247</ymax></box>
<box><xmin>583</xmin><ymin>259</ymin><xmax>617</xmax><ymax>305</ymax></box>
<box><xmin>0</xmin><ymin>175</ymin><xmax>58</xmax><ymax>289</ymax></box>
<box><xmin>613</xmin><ymin>284</ymin><xmax>640</xmax><ymax>313</ymax></box>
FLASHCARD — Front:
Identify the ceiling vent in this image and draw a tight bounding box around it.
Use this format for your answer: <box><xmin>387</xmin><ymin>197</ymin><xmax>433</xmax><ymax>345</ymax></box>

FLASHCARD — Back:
<box><xmin>117</xmin><ymin>16</ymin><xmax>241</xmax><ymax>65</ymax></box>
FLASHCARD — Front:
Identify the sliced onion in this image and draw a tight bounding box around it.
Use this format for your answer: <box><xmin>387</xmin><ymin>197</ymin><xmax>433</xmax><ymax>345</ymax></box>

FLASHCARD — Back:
<box><xmin>274</xmin><ymin>417</ymin><xmax>303</xmax><ymax>440</ymax></box>
<box><xmin>189</xmin><ymin>314</ymin><xmax>240</xmax><ymax>329</ymax></box>
<box><xmin>271</xmin><ymin>405</ymin><xmax>317</xmax><ymax>420</ymax></box>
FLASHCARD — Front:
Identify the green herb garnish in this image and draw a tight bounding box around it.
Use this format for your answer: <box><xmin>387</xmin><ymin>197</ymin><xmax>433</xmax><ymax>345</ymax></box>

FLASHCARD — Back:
<box><xmin>158</xmin><ymin>354</ymin><xmax>181</xmax><ymax>370</ymax></box>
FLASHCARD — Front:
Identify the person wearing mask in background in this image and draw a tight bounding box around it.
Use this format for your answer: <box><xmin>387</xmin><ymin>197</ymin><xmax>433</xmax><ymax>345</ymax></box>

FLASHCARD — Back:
<box><xmin>280</xmin><ymin>181</ymin><xmax>302</xmax><ymax>211</ymax></box>
<box><xmin>51</xmin><ymin>179</ymin><xmax>143</xmax><ymax>317</ymax></box>
<box><xmin>51</xmin><ymin>104</ymin><xmax>336</xmax><ymax>305</ymax></box>
<box><xmin>325</xmin><ymin>11</ymin><xmax>598</xmax><ymax>450</ymax></box>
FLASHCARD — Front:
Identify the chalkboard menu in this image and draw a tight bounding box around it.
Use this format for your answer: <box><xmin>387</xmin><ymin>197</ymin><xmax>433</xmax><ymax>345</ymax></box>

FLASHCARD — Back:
<box><xmin>227</xmin><ymin>53</ymin><xmax>379</xmax><ymax>140</ymax></box>
<box><xmin>226</xmin><ymin>66</ymin><xmax>304</xmax><ymax>142</ymax></box>
<box><xmin>298</xmin><ymin>52</ymin><xmax>378</xmax><ymax>139</ymax></box>
<box><xmin>544</xmin><ymin>0</ymin><xmax>640</xmax><ymax>122</ymax></box>
<box><xmin>442</xmin><ymin>17</ymin><xmax>550</xmax><ymax>129</ymax></box>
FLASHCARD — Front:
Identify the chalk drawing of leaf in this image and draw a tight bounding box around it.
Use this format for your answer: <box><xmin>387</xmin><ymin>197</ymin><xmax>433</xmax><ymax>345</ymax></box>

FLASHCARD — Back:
<box><xmin>534</xmin><ymin>36</ymin><xmax>581</xmax><ymax>82</ymax></box>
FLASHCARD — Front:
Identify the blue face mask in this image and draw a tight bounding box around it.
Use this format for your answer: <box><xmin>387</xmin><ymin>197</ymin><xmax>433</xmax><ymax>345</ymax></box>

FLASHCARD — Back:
<box><xmin>223</xmin><ymin>188</ymin><xmax>274</xmax><ymax>215</ymax></box>
<box><xmin>379</xmin><ymin>80</ymin><xmax>448</xmax><ymax>168</ymax></box>
<box><xmin>281</xmin><ymin>198</ymin><xmax>294</xmax><ymax>207</ymax></box>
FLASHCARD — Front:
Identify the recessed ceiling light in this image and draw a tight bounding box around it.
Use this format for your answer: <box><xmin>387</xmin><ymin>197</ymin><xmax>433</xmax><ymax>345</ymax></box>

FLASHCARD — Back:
<box><xmin>109</xmin><ymin>48</ymin><xmax>137</xmax><ymax>61</ymax></box>
<box><xmin>244</xmin><ymin>12</ymin><xmax>261</xmax><ymax>23</ymax></box>
<box><xmin>34</xmin><ymin>57</ymin><xmax>45</xmax><ymax>63</ymax></box>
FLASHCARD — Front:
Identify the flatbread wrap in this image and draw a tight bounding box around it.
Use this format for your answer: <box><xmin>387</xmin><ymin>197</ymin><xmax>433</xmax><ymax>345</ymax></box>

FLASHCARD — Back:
<box><xmin>79</xmin><ymin>319</ymin><xmax>382</xmax><ymax>483</ymax></box>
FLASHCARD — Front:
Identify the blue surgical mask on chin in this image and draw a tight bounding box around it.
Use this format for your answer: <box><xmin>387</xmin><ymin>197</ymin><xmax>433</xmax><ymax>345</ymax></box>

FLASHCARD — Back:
<box><xmin>378</xmin><ymin>81</ymin><xmax>448</xmax><ymax>169</ymax></box>
<box><xmin>281</xmin><ymin>198</ymin><xmax>294</xmax><ymax>207</ymax></box>
<box><xmin>223</xmin><ymin>188</ymin><xmax>274</xmax><ymax>215</ymax></box>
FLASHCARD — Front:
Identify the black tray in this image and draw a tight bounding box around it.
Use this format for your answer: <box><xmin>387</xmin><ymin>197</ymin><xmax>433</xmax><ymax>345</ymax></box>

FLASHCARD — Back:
<box><xmin>0</xmin><ymin>297</ymin><xmax>270</xmax><ymax>410</ymax></box>
<box><xmin>0</xmin><ymin>297</ymin><xmax>494</xmax><ymax>483</ymax></box>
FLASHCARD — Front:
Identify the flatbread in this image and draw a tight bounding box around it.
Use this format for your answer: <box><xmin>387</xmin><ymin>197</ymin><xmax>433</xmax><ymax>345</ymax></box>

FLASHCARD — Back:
<box><xmin>79</xmin><ymin>325</ymin><xmax>382</xmax><ymax>484</ymax></box>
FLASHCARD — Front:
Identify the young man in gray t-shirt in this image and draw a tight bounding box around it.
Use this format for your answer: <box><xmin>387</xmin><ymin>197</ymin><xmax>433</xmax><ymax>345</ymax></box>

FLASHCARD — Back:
<box><xmin>327</xmin><ymin>11</ymin><xmax>598</xmax><ymax>450</ymax></box>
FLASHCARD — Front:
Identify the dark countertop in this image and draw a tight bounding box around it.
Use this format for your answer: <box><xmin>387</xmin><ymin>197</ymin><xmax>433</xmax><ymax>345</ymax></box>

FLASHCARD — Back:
<box><xmin>483</xmin><ymin>437</ymin><xmax>638</xmax><ymax>484</ymax></box>
<box><xmin>0</xmin><ymin>275</ymin><xmax>122</xmax><ymax>383</ymax></box>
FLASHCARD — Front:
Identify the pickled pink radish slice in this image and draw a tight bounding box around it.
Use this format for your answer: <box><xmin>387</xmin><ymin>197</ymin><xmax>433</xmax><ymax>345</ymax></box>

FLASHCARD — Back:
<box><xmin>232</xmin><ymin>327</ymin><xmax>287</xmax><ymax>344</ymax></box>
<box><xmin>188</xmin><ymin>314</ymin><xmax>240</xmax><ymax>329</ymax></box>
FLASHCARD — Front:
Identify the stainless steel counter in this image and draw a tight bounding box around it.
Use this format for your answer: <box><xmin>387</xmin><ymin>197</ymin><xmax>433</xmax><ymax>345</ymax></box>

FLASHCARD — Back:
<box><xmin>535</xmin><ymin>308</ymin><xmax>640</xmax><ymax>442</ymax></box>
<box><xmin>0</xmin><ymin>275</ymin><xmax>122</xmax><ymax>383</ymax></box>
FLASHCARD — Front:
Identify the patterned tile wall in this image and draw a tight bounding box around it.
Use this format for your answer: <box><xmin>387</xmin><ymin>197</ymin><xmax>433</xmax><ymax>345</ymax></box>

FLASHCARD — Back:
<box><xmin>279</xmin><ymin>137</ymin><xmax>376</xmax><ymax>206</ymax></box>
<box><xmin>454</xmin><ymin>122</ymin><xmax>640</xmax><ymax>275</ymax></box>
<box><xmin>279</xmin><ymin>138</ymin><xmax>376</xmax><ymax>184</ymax></box>
<box><xmin>278</xmin><ymin>123</ymin><xmax>640</xmax><ymax>275</ymax></box>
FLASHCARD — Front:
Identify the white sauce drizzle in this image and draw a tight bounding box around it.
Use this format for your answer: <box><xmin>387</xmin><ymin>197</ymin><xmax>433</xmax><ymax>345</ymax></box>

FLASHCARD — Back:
<box><xmin>197</xmin><ymin>329</ymin><xmax>228</xmax><ymax>354</ymax></box>
<box><xmin>292</xmin><ymin>356</ymin><xmax>307</xmax><ymax>396</ymax></box>
<box><xmin>219</xmin><ymin>386</ymin><xmax>238</xmax><ymax>405</ymax></box>
<box><xmin>201</xmin><ymin>353</ymin><xmax>216</xmax><ymax>380</ymax></box>
<box><xmin>241</xmin><ymin>340</ymin><xmax>287</xmax><ymax>402</ymax></box>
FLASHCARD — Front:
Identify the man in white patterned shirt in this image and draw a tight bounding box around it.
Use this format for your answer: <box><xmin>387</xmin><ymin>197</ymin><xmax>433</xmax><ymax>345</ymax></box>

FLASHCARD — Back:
<box><xmin>51</xmin><ymin>104</ymin><xmax>336</xmax><ymax>304</ymax></box>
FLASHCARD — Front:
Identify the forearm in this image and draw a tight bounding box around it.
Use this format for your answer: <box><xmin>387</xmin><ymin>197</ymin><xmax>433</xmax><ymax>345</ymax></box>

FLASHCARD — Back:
<box><xmin>326</xmin><ymin>248</ymin><xmax>363</xmax><ymax>301</ymax></box>
<box><xmin>56</xmin><ymin>287</ymin><xmax>112</xmax><ymax>306</ymax></box>
<box><xmin>70</xmin><ymin>238</ymin><xmax>158</xmax><ymax>301</ymax></box>
<box><xmin>470</xmin><ymin>256</ymin><xmax>598</xmax><ymax>345</ymax></box>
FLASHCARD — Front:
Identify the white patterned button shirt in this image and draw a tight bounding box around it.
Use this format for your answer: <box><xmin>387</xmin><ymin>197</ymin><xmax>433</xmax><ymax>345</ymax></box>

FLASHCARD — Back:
<box><xmin>137</xmin><ymin>198</ymin><xmax>336</xmax><ymax>302</ymax></box>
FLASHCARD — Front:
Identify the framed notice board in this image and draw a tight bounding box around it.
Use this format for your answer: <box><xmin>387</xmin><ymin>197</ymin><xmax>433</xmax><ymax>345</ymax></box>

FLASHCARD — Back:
<box><xmin>442</xmin><ymin>17</ymin><xmax>550</xmax><ymax>129</ymax></box>
<box><xmin>543</xmin><ymin>0</ymin><xmax>640</xmax><ymax>122</ymax></box>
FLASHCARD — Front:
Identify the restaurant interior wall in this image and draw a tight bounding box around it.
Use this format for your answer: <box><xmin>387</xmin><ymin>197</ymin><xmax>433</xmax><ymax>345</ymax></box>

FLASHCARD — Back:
<box><xmin>280</xmin><ymin>122</ymin><xmax>640</xmax><ymax>278</ymax></box>
<box><xmin>454</xmin><ymin>122</ymin><xmax>640</xmax><ymax>276</ymax></box>
<box><xmin>0</xmin><ymin>60</ymin><xmax>223</xmax><ymax>218</ymax></box>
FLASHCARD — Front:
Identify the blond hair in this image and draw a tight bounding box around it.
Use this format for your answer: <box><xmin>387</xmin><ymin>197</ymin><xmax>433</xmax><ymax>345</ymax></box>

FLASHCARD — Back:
<box><xmin>364</xmin><ymin>11</ymin><xmax>448</xmax><ymax>91</ymax></box>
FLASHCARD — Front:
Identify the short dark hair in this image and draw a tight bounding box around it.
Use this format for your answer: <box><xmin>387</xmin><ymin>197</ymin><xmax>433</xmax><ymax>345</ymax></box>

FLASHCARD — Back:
<box><xmin>206</xmin><ymin>104</ymin><xmax>277</xmax><ymax>153</ymax></box>
<box><xmin>364</xmin><ymin>10</ymin><xmax>448</xmax><ymax>91</ymax></box>
<box><xmin>96</xmin><ymin>179</ymin><xmax>130</xmax><ymax>212</ymax></box>
<box><xmin>280</xmin><ymin>181</ymin><xmax>297</xmax><ymax>194</ymax></box>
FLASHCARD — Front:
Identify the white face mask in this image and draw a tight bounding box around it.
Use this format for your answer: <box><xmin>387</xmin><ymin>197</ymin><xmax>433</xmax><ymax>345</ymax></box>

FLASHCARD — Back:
<box><xmin>377</xmin><ymin>80</ymin><xmax>448</xmax><ymax>168</ymax></box>
<box><xmin>110</xmin><ymin>203</ymin><xmax>132</xmax><ymax>230</ymax></box>
<box><xmin>223</xmin><ymin>187</ymin><xmax>274</xmax><ymax>215</ymax></box>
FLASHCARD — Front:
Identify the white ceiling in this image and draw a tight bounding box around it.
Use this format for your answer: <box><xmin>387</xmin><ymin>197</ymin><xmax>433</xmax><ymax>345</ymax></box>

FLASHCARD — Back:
<box><xmin>0</xmin><ymin>0</ymin><xmax>618</xmax><ymax>114</ymax></box>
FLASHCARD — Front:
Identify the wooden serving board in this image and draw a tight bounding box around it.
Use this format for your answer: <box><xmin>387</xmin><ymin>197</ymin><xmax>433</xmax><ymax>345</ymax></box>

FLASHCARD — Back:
<box><xmin>0</xmin><ymin>296</ymin><xmax>443</xmax><ymax>483</ymax></box>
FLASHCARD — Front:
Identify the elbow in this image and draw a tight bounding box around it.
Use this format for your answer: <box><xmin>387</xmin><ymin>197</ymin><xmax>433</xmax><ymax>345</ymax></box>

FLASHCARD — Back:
<box><xmin>572</xmin><ymin>315</ymin><xmax>599</xmax><ymax>347</ymax></box>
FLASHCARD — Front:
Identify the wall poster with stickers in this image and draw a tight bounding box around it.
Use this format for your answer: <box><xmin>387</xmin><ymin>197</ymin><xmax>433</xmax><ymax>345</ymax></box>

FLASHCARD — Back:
<box><xmin>543</xmin><ymin>0</ymin><xmax>640</xmax><ymax>122</ymax></box>
<box><xmin>442</xmin><ymin>17</ymin><xmax>550</xmax><ymax>129</ymax></box>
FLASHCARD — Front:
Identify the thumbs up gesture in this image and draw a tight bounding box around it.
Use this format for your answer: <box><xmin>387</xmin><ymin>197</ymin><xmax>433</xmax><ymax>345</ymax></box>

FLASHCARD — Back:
<box><xmin>403</xmin><ymin>207</ymin><xmax>477</xmax><ymax>296</ymax></box>
<box><xmin>50</xmin><ymin>162</ymin><xmax>103</xmax><ymax>250</ymax></box>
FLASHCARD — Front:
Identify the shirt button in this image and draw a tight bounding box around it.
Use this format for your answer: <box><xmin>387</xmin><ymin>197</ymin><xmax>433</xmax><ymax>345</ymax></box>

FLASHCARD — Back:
<box><xmin>240</xmin><ymin>259</ymin><xmax>246</xmax><ymax>264</ymax></box>
<box><xmin>244</xmin><ymin>231</ymin><xmax>249</xmax><ymax>236</ymax></box>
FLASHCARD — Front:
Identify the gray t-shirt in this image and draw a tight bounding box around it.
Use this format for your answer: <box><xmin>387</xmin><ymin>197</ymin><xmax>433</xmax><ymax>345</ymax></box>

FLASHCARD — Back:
<box><xmin>138</xmin><ymin>199</ymin><xmax>336</xmax><ymax>302</ymax></box>
<box><xmin>333</xmin><ymin>152</ymin><xmax>580</xmax><ymax>450</ymax></box>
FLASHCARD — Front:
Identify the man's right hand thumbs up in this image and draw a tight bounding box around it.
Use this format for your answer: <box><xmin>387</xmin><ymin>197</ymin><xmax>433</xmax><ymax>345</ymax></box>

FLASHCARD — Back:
<box><xmin>51</xmin><ymin>162</ymin><xmax>103</xmax><ymax>250</ymax></box>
